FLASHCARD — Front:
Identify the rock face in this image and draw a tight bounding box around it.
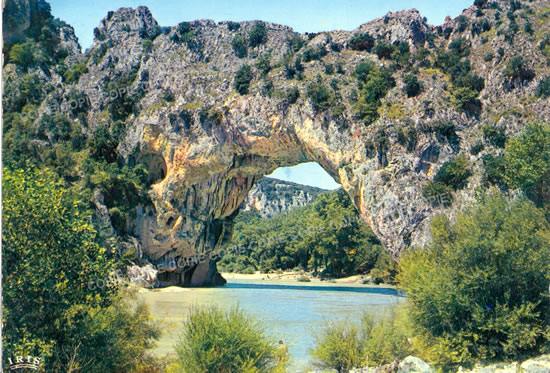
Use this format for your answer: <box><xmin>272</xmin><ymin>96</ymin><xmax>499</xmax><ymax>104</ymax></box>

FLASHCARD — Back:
<box><xmin>241</xmin><ymin>177</ymin><xmax>327</xmax><ymax>218</ymax></box>
<box><xmin>4</xmin><ymin>0</ymin><xmax>550</xmax><ymax>285</ymax></box>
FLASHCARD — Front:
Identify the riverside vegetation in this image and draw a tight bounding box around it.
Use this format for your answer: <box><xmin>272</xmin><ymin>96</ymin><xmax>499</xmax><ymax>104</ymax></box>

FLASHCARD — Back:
<box><xmin>2</xmin><ymin>0</ymin><xmax>550</xmax><ymax>371</ymax></box>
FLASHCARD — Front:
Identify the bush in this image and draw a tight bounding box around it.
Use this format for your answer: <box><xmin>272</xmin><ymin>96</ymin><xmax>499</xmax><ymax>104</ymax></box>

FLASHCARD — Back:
<box><xmin>503</xmin><ymin>122</ymin><xmax>550</xmax><ymax>208</ymax></box>
<box><xmin>470</xmin><ymin>140</ymin><xmax>484</xmax><ymax>155</ymax></box>
<box><xmin>231</xmin><ymin>35</ymin><xmax>248</xmax><ymax>58</ymax></box>
<box><xmin>286</xmin><ymin>86</ymin><xmax>300</xmax><ymax>104</ymax></box>
<box><xmin>433</xmin><ymin>155</ymin><xmax>472</xmax><ymax>190</ymax></box>
<box><xmin>256</xmin><ymin>53</ymin><xmax>271</xmax><ymax>76</ymax></box>
<box><xmin>307</xmin><ymin>81</ymin><xmax>332</xmax><ymax>112</ymax></box>
<box><xmin>63</xmin><ymin>62</ymin><xmax>88</xmax><ymax>84</ymax></box>
<box><xmin>451</xmin><ymin>86</ymin><xmax>481</xmax><ymax>114</ymax></box>
<box><xmin>536</xmin><ymin>76</ymin><xmax>550</xmax><ymax>98</ymax></box>
<box><xmin>503</xmin><ymin>56</ymin><xmax>535</xmax><ymax>84</ymax></box>
<box><xmin>310</xmin><ymin>308</ymin><xmax>412</xmax><ymax>372</ymax></box>
<box><xmin>348</xmin><ymin>33</ymin><xmax>375</xmax><ymax>51</ymax></box>
<box><xmin>310</xmin><ymin>320</ymin><xmax>363</xmax><ymax>372</ymax></box>
<box><xmin>302</xmin><ymin>46</ymin><xmax>327</xmax><ymax>62</ymax></box>
<box><xmin>287</xmin><ymin>34</ymin><xmax>305</xmax><ymax>53</ymax></box>
<box><xmin>234</xmin><ymin>64</ymin><xmax>254</xmax><ymax>95</ymax></box>
<box><xmin>297</xmin><ymin>275</ymin><xmax>311</xmax><ymax>282</ymax></box>
<box><xmin>9</xmin><ymin>41</ymin><xmax>45</xmax><ymax>69</ymax></box>
<box><xmin>399</xmin><ymin>194</ymin><xmax>550</xmax><ymax>364</ymax></box>
<box><xmin>423</xmin><ymin>181</ymin><xmax>453</xmax><ymax>207</ymax></box>
<box><xmin>248</xmin><ymin>21</ymin><xmax>267</xmax><ymax>48</ymax></box>
<box><xmin>403</xmin><ymin>74</ymin><xmax>423</xmax><ymax>97</ymax></box>
<box><xmin>482</xmin><ymin>154</ymin><xmax>506</xmax><ymax>186</ymax></box>
<box><xmin>227</xmin><ymin>21</ymin><xmax>240</xmax><ymax>31</ymax></box>
<box><xmin>373</xmin><ymin>41</ymin><xmax>396</xmax><ymax>60</ymax></box>
<box><xmin>482</xmin><ymin>124</ymin><xmax>507</xmax><ymax>148</ymax></box>
<box><xmin>176</xmin><ymin>306</ymin><xmax>287</xmax><ymax>373</ymax></box>
<box><xmin>353</xmin><ymin>63</ymin><xmax>395</xmax><ymax>124</ymax></box>
<box><xmin>2</xmin><ymin>168</ymin><xmax>160</xmax><ymax>371</ymax></box>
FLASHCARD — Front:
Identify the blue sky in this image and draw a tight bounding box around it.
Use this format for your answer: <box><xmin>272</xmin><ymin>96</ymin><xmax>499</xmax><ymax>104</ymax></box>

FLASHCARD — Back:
<box><xmin>48</xmin><ymin>0</ymin><xmax>473</xmax><ymax>189</ymax></box>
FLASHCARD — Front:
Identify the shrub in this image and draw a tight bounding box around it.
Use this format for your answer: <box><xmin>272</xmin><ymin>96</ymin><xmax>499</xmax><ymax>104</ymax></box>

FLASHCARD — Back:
<box><xmin>373</xmin><ymin>41</ymin><xmax>396</xmax><ymax>60</ymax></box>
<box><xmin>433</xmin><ymin>155</ymin><xmax>472</xmax><ymax>190</ymax></box>
<box><xmin>248</xmin><ymin>21</ymin><xmax>267</xmax><ymax>48</ymax></box>
<box><xmin>503</xmin><ymin>122</ymin><xmax>550</xmax><ymax>207</ymax></box>
<box><xmin>482</xmin><ymin>154</ymin><xmax>506</xmax><ymax>186</ymax></box>
<box><xmin>456</xmin><ymin>15</ymin><xmax>470</xmax><ymax>32</ymax></box>
<box><xmin>536</xmin><ymin>76</ymin><xmax>550</xmax><ymax>98</ymax></box>
<box><xmin>2</xmin><ymin>168</ymin><xmax>160</xmax><ymax>371</ymax></box>
<box><xmin>311</xmin><ymin>308</ymin><xmax>412</xmax><ymax>371</ymax></box>
<box><xmin>234</xmin><ymin>64</ymin><xmax>254</xmax><ymax>95</ymax></box>
<box><xmin>63</xmin><ymin>62</ymin><xmax>88</xmax><ymax>84</ymax></box>
<box><xmin>286</xmin><ymin>86</ymin><xmax>300</xmax><ymax>105</ymax></box>
<box><xmin>227</xmin><ymin>21</ymin><xmax>240</xmax><ymax>31</ymax></box>
<box><xmin>176</xmin><ymin>306</ymin><xmax>287</xmax><ymax>373</ymax></box>
<box><xmin>287</xmin><ymin>34</ymin><xmax>305</xmax><ymax>53</ymax></box>
<box><xmin>297</xmin><ymin>275</ymin><xmax>311</xmax><ymax>282</ymax></box>
<box><xmin>482</xmin><ymin>124</ymin><xmax>507</xmax><ymax>148</ymax></box>
<box><xmin>470</xmin><ymin>140</ymin><xmax>484</xmax><ymax>155</ymax></box>
<box><xmin>348</xmin><ymin>33</ymin><xmax>375</xmax><ymax>51</ymax></box>
<box><xmin>399</xmin><ymin>194</ymin><xmax>550</xmax><ymax>364</ymax></box>
<box><xmin>310</xmin><ymin>320</ymin><xmax>363</xmax><ymax>372</ymax></box>
<box><xmin>302</xmin><ymin>46</ymin><xmax>327</xmax><ymax>62</ymax></box>
<box><xmin>256</xmin><ymin>53</ymin><xmax>271</xmax><ymax>76</ymax></box>
<box><xmin>142</xmin><ymin>38</ymin><xmax>153</xmax><ymax>52</ymax></box>
<box><xmin>451</xmin><ymin>86</ymin><xmax>480</xmax><ymax>114</ymax></box>
<box><xmin>9</xmin><ymin>41</ymin><xmax>44</xmax><ymax>69</ymax></box>
<box><xmin>403</xmin><ymin>74</ymin><xmax>423</xmax><ymax>97</ymax></box>
<box><xmin>353</xmin><ymin>63</ymin><xmax>395</xmax><ymax>124</ymax></box>
<box><xmin>423</xmin><ymin>181</ymin><xmax>453</xmax><ymax>207</ymax></box>
<box><xmin>503</xmin><ymin>56</ymin><xmax>535</xmax><ymax>84</ymax></box>
<box><xmin>307</xmin><ymin>81</ymin><xmax>332</xmax><ymax>111</ymax></box>
<box><xmin>231</xmin><ymin>35</ymin><xmax>248</xmax><ymax>58</ymax></box>
<box><xmin>483</xmin><ymin>52</ymin><xmax>494</xmax><ymax>62</ymax></box>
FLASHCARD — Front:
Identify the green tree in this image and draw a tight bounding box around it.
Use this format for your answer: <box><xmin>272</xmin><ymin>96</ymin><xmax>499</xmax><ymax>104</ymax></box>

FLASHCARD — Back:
<box><xmin>232</xmin><ymin>35</ymin><xmax>248</xmax><ymax>58</ymax></box>
<box><xmin>399</xmin><ymin>193</ymin><xmax>550</xmax><ymax>364</ymax></box>
<box><xmin>2</xmin><ymin>167</ymin><xmax>160</xmax><ymax>371</ymax></box>
<box><xmin>503</xmin><ymin>122</ymin><xmax>550</xmax><ymax>209</ymax></box>
<box><xmin>248</xmin><ymin>21</ymin><xmax>267</xmax><ymax>48</ymax></box>
<box><xmin>234</xmin><ymin>64</ymin><xmax>254</xmax><ymax>95</ymax></box>
<box><xmin>8</xmin><ymin>40</ymin><xmax>45</xmax><ymax>69</ymax></box>
<box><xmin>403</xmin><ymin>73</ymin><xmax>423</xmax><ymax>97</ymax></box>
<box><xmin>175</xmin><ymin>306</ymin><xmax>287</xmax><ymax>373</ymax></box>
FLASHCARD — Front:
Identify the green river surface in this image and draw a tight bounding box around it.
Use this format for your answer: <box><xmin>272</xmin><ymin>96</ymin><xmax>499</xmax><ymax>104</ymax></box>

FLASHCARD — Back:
<box><xmin>141</xmin><ymin>279</ymin><xmax>404</xmax><ymax>372</ymax></box>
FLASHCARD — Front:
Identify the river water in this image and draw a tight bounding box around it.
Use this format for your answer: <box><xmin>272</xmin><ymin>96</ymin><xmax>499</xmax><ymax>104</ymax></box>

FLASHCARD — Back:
<box><xmin>141</xmin><ymin>279</ymin><xmax>403</xmax><ymax>371</ymax></box>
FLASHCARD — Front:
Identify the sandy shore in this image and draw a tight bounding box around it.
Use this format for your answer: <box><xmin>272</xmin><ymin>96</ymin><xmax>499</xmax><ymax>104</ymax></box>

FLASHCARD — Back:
<box><xmin>221</xmin><ymin>271</ymin><xmax>372</xmax><ymax>284</ymax></box>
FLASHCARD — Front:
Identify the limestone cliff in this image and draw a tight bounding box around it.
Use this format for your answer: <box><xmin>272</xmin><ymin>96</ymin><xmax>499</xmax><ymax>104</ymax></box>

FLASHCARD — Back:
<box><xmin>241</xmin><ymin>177</ymin><xmax>327</xmax><ymax>218</ymax></box>
<box><xmin>3</xmin><ymin>0</ymin><xmax>549</xmax><ymax>286</ymax></box>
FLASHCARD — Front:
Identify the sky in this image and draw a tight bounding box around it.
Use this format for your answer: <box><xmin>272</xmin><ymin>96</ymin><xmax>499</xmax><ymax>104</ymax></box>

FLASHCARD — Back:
<box><xmin>48</xmin><ymin>0</ymin><xmax>473</xmax><ymax>189</ymax></box>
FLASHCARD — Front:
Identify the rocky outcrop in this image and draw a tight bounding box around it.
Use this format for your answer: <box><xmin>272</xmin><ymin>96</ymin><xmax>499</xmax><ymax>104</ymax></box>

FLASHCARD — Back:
<box><xmin>349</xmin><ymin>355</ymin><xmax>550</xmax><ymax>373</ymax></box>
<box><xmin>4</xmin><ymin>0</ymin><xmax>550</xmax><ymax>286</ymax></box>
<box><xmin>241</xmin><ymin>177</ymin><xmax>327</xmax><ymax>218</ymax></box>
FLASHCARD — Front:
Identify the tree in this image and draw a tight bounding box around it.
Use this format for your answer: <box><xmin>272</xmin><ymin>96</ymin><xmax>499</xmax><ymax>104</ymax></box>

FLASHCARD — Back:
<box><xmin>399</xmin><ymin>193</ymin><xmax>550</xmax><ymax>364</ymax></box>
<box><xmin>403</xmin><ymin>74</ymin><xmax>423</xmax><ymax>97</ymax></box>
<box><xmin>231</xmin><ymin>35</ymin><xmax>248</xmax><ymax>58</ymax></box>
<box><xmin>248</xmin><ymin>21</ymin><xmax>267</xmax><ymax>48</ymax></box>
<box><xmin>2</xmin><ymin>167</ymin><xmax>160</xmax><ymax>371</ymax></box>
<box><xmin>234</xmin><ymin>64</ymin><xmax>254</xmax><ymax>95</ymax></box>
<box><xmin>503</xmin><ymin>122</ymin><xmax>550</xmax><ymax>209</ymax></box>
<box><xmin>503</xmin><ymin>56</ymin><xmax>535</xmax><ymax>84</ymax></box>
<box><xmin>9</xmin><ymin>41</ymin><xmax>45</xmax><ymax>69</ymax></box>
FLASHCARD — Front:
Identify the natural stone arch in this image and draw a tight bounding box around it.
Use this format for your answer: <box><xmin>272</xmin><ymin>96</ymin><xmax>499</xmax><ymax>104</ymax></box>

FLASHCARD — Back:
<box><xmin>123</xmin><ymin>90</ymin><xmax>432</xmax><ymax>286</ymax></box>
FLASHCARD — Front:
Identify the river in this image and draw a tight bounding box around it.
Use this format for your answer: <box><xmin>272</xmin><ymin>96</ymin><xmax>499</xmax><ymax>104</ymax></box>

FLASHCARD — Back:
<box><xmin>141</xmin><ymin>279</ymin><xmax>404</xmax><ymax>371</ymax></box>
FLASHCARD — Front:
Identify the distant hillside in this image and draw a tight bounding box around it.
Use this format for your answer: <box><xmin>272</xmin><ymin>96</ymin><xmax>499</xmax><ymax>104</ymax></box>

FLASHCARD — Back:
<box><xmin>241</xmin><ymin>177</ymin><xmax>328</xmax><ymax>218</ymax></box>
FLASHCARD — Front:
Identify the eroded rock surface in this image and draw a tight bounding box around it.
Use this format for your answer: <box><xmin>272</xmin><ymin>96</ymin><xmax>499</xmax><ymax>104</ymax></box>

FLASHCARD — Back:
<box><xmin>6</xmin><ymin>0</ymin><xmax>550</xmax><ymax>285</ymax></box>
